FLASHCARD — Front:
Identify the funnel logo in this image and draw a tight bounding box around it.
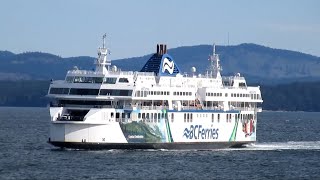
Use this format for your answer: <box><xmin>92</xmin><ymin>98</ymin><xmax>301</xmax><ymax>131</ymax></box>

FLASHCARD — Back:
<box><xmin>162</xmin><ymin>57</ymin><xmax>174</xmax><ymax>74</ymax></box>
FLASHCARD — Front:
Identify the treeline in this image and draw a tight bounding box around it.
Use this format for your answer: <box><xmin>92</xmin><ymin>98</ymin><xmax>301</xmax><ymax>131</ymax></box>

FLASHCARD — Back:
<box><xmin>261</xmin><ymin>81</ymin><xmax>320</xmax><ymax>112</ymax></box>
<box><xmin>0</xmin><ymin>80</ymin><xmax>50</xmax><ymax>107</ymax></box>
<box><xmin>0</xmin><ymin>80</ymin><xmax>320</xmax><ymax>112</ymax></box>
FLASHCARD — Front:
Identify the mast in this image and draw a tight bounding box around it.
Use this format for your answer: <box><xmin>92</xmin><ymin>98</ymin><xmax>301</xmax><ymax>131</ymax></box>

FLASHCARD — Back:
<box><xmin>95</xmin><ymin>33</ymin><xmax>111</xmax><ymax>74</ymax></box>
<box><xmin>208</xmin><ymin>44</ymin><xmax>222</xmax><ymax>78</ymax></box>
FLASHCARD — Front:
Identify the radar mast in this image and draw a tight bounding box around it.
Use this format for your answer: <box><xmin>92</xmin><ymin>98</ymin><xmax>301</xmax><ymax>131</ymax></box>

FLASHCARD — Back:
<box><xmin>95</xmin><ymin>33</ymin><xmax>111</xmax><ymax>74</ymax></box>
<box><xmin>207</xmin><ymin>44</ymin><xmax>222</xmax><ymax>78</ymax></box>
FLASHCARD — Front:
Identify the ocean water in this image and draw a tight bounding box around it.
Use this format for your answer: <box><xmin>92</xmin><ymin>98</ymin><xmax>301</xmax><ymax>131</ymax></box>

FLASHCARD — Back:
<box><xmin>0</xmin><ymin>107</ymin><xmax>320</xmax><ymax>179</ymax></box>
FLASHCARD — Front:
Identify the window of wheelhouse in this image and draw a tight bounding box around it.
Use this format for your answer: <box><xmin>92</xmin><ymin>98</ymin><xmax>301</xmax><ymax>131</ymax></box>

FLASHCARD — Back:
<box><xmin>50</xmin><ymin>88</ymin><xmax>70</xmax><ymax>94</ymax></box>
<box><xmin>66</xmin><ymin>76</ymin><xmax>74</xmax><ymax>83</ymax></box>
<box><xmin>104</xmin><ymin>77</ymin><xmax>117</xmax><ymax>84</ymax></box>
<box><xmin>118</xmin><ymin>78</ymin><xmax>129</xmax><ymax>83</ymax></box>
<box><xmin>69</xmin><ymin>88</ymin><xmax>99</xmax><ymax>95</ymax></box>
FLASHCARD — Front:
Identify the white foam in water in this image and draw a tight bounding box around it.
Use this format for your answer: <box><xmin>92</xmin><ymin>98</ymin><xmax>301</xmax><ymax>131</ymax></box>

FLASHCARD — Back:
<box><xmin>242</xmin><ymin>141</ymin><xmax>320</xmax><ymax>151</ymax></box>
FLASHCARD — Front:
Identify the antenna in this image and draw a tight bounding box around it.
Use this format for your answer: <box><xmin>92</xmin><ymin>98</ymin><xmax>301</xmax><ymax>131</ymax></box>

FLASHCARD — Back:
<box><xmin>102</xmin><ymin>33</ymin><xmax>106</xmax><ymax>48</ymax></box>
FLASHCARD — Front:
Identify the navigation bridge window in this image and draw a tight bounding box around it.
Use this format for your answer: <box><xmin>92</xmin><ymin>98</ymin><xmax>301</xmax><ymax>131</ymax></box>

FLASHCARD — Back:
<box><xmin>104</xmin><ymin>77</ymin><xmax>117</xmax><ymax>84</ymax></box>
<box><xmin>118</xmin><ymin>78</ymin><xmax>129</xmax><ymax>83</ymax></box>
<box><xmin>70</xmin><ymin>88</ymin><xmax>99</xmax><ymax>95</ymax></box>
<box><xmin>66</xmin><ymin>76</ymin><xmax>117</xmax><ymax>84</ymax></box>
<box><xmin>59</xmin><ymin>100</ymin><xmax>112</xmax><ymax>106</ymax></box>
<box><xmin>71</xmin><ymin>76</ymin><xmax>104</xmax><ymax>83</ymax></box>
<box><xmin>100</xmin><ymin>89</ymin><xmax>133</xmax><ymax>96</ymax></box>
<box><xmin>49</xmin><ymin>88</ymin><xmax>70</xmax><ymax>94</ymax></box>
<box><xmin>239</xmin><ymin>82</ymin><xmax>246</xmax><ymax>87</ymax></box>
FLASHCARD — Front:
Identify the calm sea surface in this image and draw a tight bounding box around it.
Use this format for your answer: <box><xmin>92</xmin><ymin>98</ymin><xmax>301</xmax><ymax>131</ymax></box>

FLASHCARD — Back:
<box><xmin>0</xmin><ymin>107</ymin><xmax>320</xmax><ymax>179</ymax></box>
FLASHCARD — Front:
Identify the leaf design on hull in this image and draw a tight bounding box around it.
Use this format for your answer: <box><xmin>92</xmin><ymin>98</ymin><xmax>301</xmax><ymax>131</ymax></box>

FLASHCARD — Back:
<box><xmin>120</xmin><ymin>121</ymin><xmax>163</xmax><ymax>143</ymax></box>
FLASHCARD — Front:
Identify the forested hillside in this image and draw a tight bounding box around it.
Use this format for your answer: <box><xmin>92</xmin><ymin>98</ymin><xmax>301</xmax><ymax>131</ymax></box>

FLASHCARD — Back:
<box><xmin>0</xmin><ymin>81</ymin><xmax>49</xmax><ymax>107</ymax></box>
<box><xmin>1</xmin><ymin>43</ymin><xmax>320</xmax><ymax>84</ymax></box>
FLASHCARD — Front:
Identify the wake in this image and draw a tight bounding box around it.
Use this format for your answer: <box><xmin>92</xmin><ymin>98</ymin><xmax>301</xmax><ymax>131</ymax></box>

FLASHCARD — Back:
<box><xmin>239</xmin><ymin>141</ymin><xmax>320</xmax><ymax>151</ymax></box>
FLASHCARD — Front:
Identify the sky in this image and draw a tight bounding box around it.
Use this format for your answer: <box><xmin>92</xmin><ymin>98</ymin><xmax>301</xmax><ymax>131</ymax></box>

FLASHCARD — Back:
<box><xmin>0</xmin><ymin>0</ymin><xmax>319</xmax><ymax>59</ymax></box>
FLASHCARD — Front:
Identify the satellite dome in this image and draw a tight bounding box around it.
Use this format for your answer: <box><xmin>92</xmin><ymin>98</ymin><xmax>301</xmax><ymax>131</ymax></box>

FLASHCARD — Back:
<box><xmin>191</xmin><ymin>67</ymin><xmax>196</xmax><ymax>73</ymax></box>
<box><xmin>112</xmin><ymin>65</ymin><xmax>117</xmax><ymax>72</ymax></box>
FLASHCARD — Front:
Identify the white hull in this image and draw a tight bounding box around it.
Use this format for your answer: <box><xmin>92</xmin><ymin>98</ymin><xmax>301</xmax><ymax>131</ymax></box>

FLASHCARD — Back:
<box><xmin>49</xmin><ymin>107</ymin><xmax>257</xmax><ymax>149</ymax></box>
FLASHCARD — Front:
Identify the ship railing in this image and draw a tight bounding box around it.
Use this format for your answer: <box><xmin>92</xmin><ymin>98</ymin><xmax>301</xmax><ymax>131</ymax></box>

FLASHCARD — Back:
<box><xmin>222</xmin><ymin>76</ymin><xmax>246</xmax><ymax>80</ymax></box>
<box><xmin>229</xmin><ymin>107</ymin><xmax>256</xmax><ymax>111</ymax></box>
<box><xmin>221</xmin><ymin>86</ymin><xmax>247</xmax><ymax>89</ymax></box>
<box><xmin>134</xmin><ymin>72</ymin><xmax>155</xmax><ymax>76</ymax></box>
<box><xmin>180</xmin><ymin>106</ymin><xmax>256</xmax><ymax>111</ymax></box>
<box><xmin>181</xmin><ymin>106</ymin><xmax>224</xmax><ymax>111</ymax></box>
<box><xmin>51</xmin><ymin>80</ymin><xmax>65</xmax><ymax>84</ymax></box>
<box><xmin>67</xmin><ymin>70</ymin><xmax>103</xmax><ymax>75</ymax></box>
<box><xmin>67</xmin><ymin>70</ymin><xmax>155</xmax><ymax>76</ymax></box>
<box><xmin>138</xmin><ymin>106</ymin><xmax>168</xmax><ymax>110</ymax></box>
<box><xmin>151</xmin><ymin>84</ymin><xmax>196</xmax><ymax>88</ymax></box>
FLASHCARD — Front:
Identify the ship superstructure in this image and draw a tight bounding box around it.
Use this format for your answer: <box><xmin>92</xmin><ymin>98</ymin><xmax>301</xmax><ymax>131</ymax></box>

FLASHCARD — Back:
<box><xmin>47</xmin><ymin>35</ymin><xmax>263</xmax><ymax>149</ymax></box>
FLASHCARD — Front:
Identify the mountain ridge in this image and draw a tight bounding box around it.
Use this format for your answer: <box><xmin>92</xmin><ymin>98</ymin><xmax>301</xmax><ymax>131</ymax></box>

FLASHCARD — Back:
<box><xmin>1</xmin><ymin>43</ymin><xmax>319</xmax><ymax>83</ymax></box>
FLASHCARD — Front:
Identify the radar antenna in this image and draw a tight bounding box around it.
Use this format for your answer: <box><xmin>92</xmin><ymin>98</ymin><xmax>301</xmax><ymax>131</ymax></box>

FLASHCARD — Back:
<box><xmin>95</xmin><ymin>33</ymin><xmax>111</xmax><ymax>74</ymax></box>
<box><xmin>207</xmin><ymin>43</ymin><xmax>222</xmax><ymax>78</ymax></box>
<box><xmin>102</xmin><ymin>33</ymin><xmax>106</xmax><ymax>48</ymax></box>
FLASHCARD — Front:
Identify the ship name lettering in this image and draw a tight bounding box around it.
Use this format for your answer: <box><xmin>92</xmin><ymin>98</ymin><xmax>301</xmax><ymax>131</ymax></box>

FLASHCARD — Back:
<box><xmin>183</xmin><ymin>125</ymin><xmax>219</xmax><ymax>140</ymax></box>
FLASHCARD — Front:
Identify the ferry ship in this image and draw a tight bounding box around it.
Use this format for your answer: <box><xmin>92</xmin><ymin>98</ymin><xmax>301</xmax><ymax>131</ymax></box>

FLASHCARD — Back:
<box><xmin>47</xmin><ymin>35</ymin><xmax>263</xmax><ymax>149</ymax></box>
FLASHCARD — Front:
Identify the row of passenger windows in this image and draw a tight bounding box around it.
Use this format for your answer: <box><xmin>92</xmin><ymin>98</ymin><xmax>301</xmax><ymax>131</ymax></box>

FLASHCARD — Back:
<box><xmin>183</xmin><ymin>113</ymin><xmax>193</xmax><ymax>123</ymax></box>
<box><xmin>149</xmin><ymin>91</ymin><xmax>170</xmax><ymax>96</ymax></box>
<box><xmin>138</xmin><ymin>112</ymin><xmax>165</xmax><ymax>119</ymax></box>
<box><xmin>251</xmin><ymin>94</ymin><xmax>261</xmax><ymax>100</ymax></box>
<box><xmin>206</xmin><ymin>92</ymin><xmax>261</xmax><ymax>99</ymax></box>
<box><xmin>181</xmin><ymin>113</ymin><xmax>253</xmax><ymax>123</ymax></box>
<box><xmin>113</xmin><ymin>112</ymin><xmax>131</xmax><ymax>122</ymax></box>
<box><xmin>206</xmin><ymin>92</ymin><xmax>223</xmax><ymax>97</ymax></box>
<box><xmin>135</xmin><ymin>91</ymin><xmax>170</xmax><ymax>97</ymax></box>
<box><xmin>231</xmin><ymin>93</ymin><xmax>250</xmax><ymax>98</ymax></box>
<box><xmin>135</xmin><ymin>91</ymin><xmax>193</xmax><ymax>97</ymax></box>
<box><xmin>50</xmin><ymin>88</ymin><xmax>132</xmax><ymax>96</ymax></box>
<box><xmin>65</xmin><ymin>76</ymin><xmax>129</xmax><ymax>84</ymax></box>
<box><xmin>111</xmin><ymin>112</ymin><xmax>254</xmax><ymax>124</ymax></box>
<box><xmin>173</xmin><ymin>92</ymin><xmax>193</xmax><ymax>96</ymax></box>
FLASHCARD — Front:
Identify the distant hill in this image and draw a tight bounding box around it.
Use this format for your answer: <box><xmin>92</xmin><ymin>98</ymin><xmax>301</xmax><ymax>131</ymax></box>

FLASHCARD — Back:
<box><xmin>1</xmin><ymin>44</ymin><xmax>320</xmax><ymax>84</ymax></box>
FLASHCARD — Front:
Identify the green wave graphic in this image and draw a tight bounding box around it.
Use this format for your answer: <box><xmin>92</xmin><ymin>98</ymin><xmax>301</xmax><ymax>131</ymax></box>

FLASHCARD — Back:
<box><xmin>229</xmin><ymin>118</ymin><xmax>239</xmax><ymax>141</ymax></box>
